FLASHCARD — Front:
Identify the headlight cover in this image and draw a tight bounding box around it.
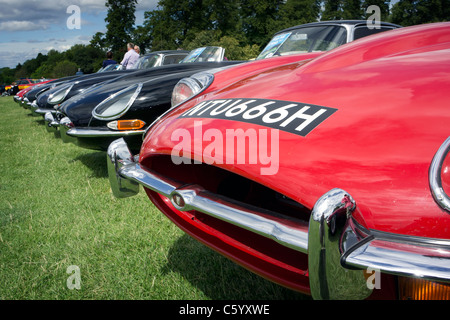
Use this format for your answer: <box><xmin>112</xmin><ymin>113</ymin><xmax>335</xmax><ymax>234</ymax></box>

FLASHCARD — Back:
<box><xmin>171</xmin><ymin>72</ymin><xmax>214</xmax><ymax>108</ymax></box>
<box><xmin>92</xmin><ymin>83</ymin><xmax>143</xmax><ymax>120</ymax></box>
<box><xmin>429</xmin><ymin>136</ymin><xmax>450</xmax><ymax>213</ymax></box>
<box><xmin>47</xmin><ymin>83</ymin><xmax>74</xmax><ymax>105</ymax></box>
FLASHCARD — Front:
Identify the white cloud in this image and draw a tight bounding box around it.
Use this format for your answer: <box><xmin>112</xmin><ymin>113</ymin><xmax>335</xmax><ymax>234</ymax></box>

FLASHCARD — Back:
<box><xmin>0</xmin><ymin>0</ymin><xmax>159</xmax><ymax>68</ymax></box>
<box><xmin>0</xmin><ymin>35</ymin><xmax>91</xmax><ymax>68</ymax></box>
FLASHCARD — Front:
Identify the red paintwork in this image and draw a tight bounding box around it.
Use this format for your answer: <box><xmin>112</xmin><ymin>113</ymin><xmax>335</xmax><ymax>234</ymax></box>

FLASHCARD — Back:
<box><xmin>139</xmin><ymin>23</ymin><xmax>450</xmax><ymax>295</ymax></box>
<box><xmin>16</xmin><ymin>79</ymin><xmax>54</xmax><ymax>98</ymax></box>
<box><xmin>16</xmin><ymin>86</ymin><xmax>34</xmax><ymax>98</ymax></box>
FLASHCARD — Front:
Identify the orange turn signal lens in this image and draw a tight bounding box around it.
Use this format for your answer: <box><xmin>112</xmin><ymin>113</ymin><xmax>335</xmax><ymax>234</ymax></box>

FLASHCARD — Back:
<box><xmin>107</xmin><ymin>119</ymin><xmax>146</xmax><ymax>131</ymax></box>
<box><xmin>399</xmin><ymin>277</ymin><xmax>450</xmax><ymax>300</ymax></box>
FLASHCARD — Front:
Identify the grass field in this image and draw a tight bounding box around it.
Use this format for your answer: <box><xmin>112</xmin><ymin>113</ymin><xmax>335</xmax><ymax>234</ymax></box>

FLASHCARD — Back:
<box><xmin>0</xmin><ymin>96</ymin><xmax>308</xmax><ymax>300</ymax></box>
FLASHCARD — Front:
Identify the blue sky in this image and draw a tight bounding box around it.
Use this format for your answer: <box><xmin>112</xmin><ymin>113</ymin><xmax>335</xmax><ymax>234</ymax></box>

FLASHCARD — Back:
<box><xmin>0</xmin><ymin>0</ymin><xmax>158</xmax><ymax>68</ymax></box>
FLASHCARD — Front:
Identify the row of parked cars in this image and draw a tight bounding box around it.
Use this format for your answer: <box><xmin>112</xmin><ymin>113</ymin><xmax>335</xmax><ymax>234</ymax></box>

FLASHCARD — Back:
<box><xmin>14</xmin><ymin>20</ymin><xmax>450</xmax><ymax>300</ymax></box>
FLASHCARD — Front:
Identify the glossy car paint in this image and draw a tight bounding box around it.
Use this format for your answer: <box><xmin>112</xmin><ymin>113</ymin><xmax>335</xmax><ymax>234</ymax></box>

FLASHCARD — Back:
<box><xmin>34</xmin><ymin>70</ymin><xmax>137</xmax><ymax>111</ymax></box>
<box><xmin>24</xmin><ymin>75</ymin><xmax>81</xmax><ymax>105</ymax></box>
<box><xmin>59</xmin><ymin>61</ymin><xmax>245</xmax><ymax>151</ymax></box>
<box><xmin>33</xmin><ymin>51</ymin><xmax>190</xmax><ymax>112</ymax></box>
<box><xmin>58</xmin><ymin>21</ymin><xmax>400</xmax><ymax>152</ymax></box>
<box><xmin>137</xmin><ymin>23</ymin><xmax>450</xmax><ymax>295</ymax></box>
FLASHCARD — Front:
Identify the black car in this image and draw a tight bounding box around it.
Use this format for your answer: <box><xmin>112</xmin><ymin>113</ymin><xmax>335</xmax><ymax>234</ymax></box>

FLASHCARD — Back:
<box><xmin>19</xmin><ymin>77</ymin><xmax>78</xmax><ymax>108</ymax></box>
<box><xmin>47</xmin><ymin>21</ymin><xmax>401</xmax><ymax>152</ymax></box>
<box><xmin>47</xmin><ymin>47</ymin><xmax>240</xmax><ymax>151</ymax></box>
<box><xmin>29</xmin><ymin>50</ymin><xmax>189</xmax><ymax>116</ymax></box>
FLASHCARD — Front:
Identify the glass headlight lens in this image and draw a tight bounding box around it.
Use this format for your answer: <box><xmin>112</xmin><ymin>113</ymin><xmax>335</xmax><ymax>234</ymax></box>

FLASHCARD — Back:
<box><xmin>48</xmin><ymin>84</ymin><xmax>74</xmax><ymax>105</ymax></box>
<box><xmin>93</xmin><ymin>83</ymin><xmax>143</xmax><ymax>120</ymax></box>
<box><xmin>430</xmin><ymin>136</ymin><xmax>450</xmax><ymax>212</ymax></box>
<box><xmin>171</xmin><ymin>72</ymin><xmax>214</xmax><ymax>108</ymax></box>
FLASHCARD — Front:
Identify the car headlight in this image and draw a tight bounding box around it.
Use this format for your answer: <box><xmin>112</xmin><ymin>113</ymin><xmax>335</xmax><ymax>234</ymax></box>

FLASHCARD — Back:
<box><xmin>430</xmin><ymin>136</ymin><xmax>450</xmax><ymax>212</ymax></box>
<box><xmin>47</xmin><ymin>84</ymin><xmax>74</xmax><ymax>105</ymax></box>
<box><xmin>171</xmin><ymin>72</ymin><xmax>214</xmax><ymax>108</ymax></box>
<box><xmin>92</xmin><ymin>83</ymin><xmax>143</xmax><ymax>120</ymax></box>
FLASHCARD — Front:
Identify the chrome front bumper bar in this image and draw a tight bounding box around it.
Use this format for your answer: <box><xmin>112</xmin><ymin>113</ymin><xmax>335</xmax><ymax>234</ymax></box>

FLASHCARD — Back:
<box><xmin>107</xmin><ymin>138</ymin><xmax>450</xmax><ymax>299</ymax></box>
<box><xmin>66</xmin><ymin>127</ymin><xmax>145</xmax><ymax>138</ymax></box>
<box><xmin>45</xmin><ymin>113</ymin><xmax>145</xmax><ymax>141</ymax></box>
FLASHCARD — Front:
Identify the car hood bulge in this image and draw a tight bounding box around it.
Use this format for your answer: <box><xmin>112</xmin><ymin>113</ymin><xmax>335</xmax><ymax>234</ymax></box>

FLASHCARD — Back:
<box><xmin>141</xmin><ymin>23</ymin><xmax>450</xmax><ymax>239</ymax></box>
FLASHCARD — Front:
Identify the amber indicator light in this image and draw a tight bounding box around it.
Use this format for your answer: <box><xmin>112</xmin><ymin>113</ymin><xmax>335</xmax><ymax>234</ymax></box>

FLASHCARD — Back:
<box><xmin>116</xmin><ymin>120</ymin><xmax>146</xmax><ymax>131</ymax></box>
<box><xmin>399</xmin><ymin>277</ymin><xmax>450</xmax><ymax>300</ymax></box>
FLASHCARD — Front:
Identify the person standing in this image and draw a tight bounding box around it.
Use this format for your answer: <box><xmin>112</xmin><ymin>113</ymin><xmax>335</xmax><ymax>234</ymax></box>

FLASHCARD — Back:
<box><xmin>120</xmin><ymin>43</ymin><xmax>139</xmax><ymax>70</ymax></box>
<box><xmin>103</xmin><ymin>51</ymin><xmax>117</xmax><ymax>68</ymax></box>
<box><xmin>134</xmin><ymin>45</ymin><xmax>141</xmax><ymax>56</ymax></box>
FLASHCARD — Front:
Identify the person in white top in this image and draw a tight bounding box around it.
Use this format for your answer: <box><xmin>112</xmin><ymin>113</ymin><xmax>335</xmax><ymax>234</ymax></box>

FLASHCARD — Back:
<box><xmin>121</xmin><ymin>43</ymin><xmax>140</xmax><ymax>69</ymax></box>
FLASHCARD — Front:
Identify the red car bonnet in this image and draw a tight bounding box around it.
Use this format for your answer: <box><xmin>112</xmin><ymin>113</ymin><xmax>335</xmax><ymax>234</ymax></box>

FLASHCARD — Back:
<box><xmin>141</xmin><ymin>22</ymin><xmax>450</xmax><ymax>239</ymax></box>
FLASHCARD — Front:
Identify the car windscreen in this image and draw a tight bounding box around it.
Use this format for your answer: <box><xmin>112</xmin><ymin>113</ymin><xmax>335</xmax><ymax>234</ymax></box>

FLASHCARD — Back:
<box><xmin>180</xmin><ymin>47</ymin><xmax>223</xmax><ymax>63</ymax></box>
<box><xmin>134</xmin><ymin>54</ymin><xmax>162</xmax><ymax>69</ymax></box>
<box><xmin>257</xmin><ymin>25</ymin><xmax>347</xmax><ymax>59</ymax></box>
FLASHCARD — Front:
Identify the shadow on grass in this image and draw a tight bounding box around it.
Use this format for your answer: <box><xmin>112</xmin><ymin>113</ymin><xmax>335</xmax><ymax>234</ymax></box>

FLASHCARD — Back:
<box><xmin>31</xmin><ymin>117</ymin><xmax>45</xmax><ymax>125</ymax></box>
<box><xmin>162</xmin><ymin>233</ymin><xmax>309</xmax><ymax>300</ymax></box>
<box><xmin>71</xmin><ymin>151</ymin><xmax>108</xmax><ymax>178</ymax></box>
<box><xmin>53</xmin><ymin>130</ymin><xmax>61</xmax><ymax>139</ymax></box>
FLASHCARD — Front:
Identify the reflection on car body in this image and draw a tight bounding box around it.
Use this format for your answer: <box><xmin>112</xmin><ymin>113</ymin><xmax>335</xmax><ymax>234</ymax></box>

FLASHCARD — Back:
<box><xmin>107</xmin><ymin>22</ymin><xmax>450</xmax><ymax>300</ymax></box>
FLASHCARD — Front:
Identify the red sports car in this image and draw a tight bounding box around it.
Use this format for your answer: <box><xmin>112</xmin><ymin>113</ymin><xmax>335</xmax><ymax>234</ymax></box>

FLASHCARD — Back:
<box><xmin>107</xmin><ymin>22</ymin><xmax>450</xmax><ymax>300</ymax></box>
<box><xmin>13</xmin><ymin>78</ymin><xmax>54</xmax><ymax>104</ymax></box>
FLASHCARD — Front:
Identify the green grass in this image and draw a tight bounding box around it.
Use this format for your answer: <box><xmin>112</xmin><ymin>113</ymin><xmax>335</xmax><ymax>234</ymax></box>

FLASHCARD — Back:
<box><xmin>0</xmin><ymin>96</ymin><xmax>308</xmax><ymax>300</ymax></box>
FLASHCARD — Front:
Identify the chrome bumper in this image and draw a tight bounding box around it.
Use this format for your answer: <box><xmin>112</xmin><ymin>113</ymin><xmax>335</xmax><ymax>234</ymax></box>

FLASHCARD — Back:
<box><xmin>107</xmin><ymin>138</ymin><xmax>450</xmax><ymax>299</ymax></box>
<box><xmin>66</xmin><ymin>128</ymin><xmax>145</xmax><ymax>138</ymax></box>
<box><xmin>58</xmin><ymin>120</ymin><xmax>145</xmax><ymax>147</ymax></box>
<box><xmin>30</xmin><ymin>101</ymin><xmax>53</xmax><ymax>116</ymax></box>
<box><xmin>44</xmin><ymin>112</ymin><xmax>60</xmax><ymax>133</ymax></box>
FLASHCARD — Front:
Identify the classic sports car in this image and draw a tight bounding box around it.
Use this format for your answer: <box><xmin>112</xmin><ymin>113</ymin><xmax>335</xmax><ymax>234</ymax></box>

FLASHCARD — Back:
<box><xmin>49</xmin><ymin>21</ymin><xmax>400</xmax><ymax>152</ymax></box>
<box><xmin>13</xmin><ymin>78</ymin><xmax>55</xmax><ymax>104</ymax></box>
<box><xmin>21</xmin><ymin>75</ymin><xmax>81</xmax><ymax>109</ymax></box>
<box><xmin>29</xmin><ymin>50</ymin><xmax>190</xmax><ymax>116</ymax></box>
<box><xmin>255</xmin><ymin>19</ymin><xmax>399</xmax><ymax>60</ymax></box>
<box><xmin>49</xmin><ymin>47</ymin><xmax>242</xmax><ymax>151</ymax></box>
<box><xmin>5</xmin><ymin>78</ymin><xmax>43</xmax><ymax>93</ymax></box>
<box><xmin>108</xmin><ymin>22</ymin><xmax>450</xmax><ymax>300</ymax></box>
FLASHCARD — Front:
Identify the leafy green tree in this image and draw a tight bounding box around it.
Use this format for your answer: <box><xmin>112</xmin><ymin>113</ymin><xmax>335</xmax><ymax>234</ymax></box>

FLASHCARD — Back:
<box><xmin>390</xmin><ymin>0</ymin><xmax>450</xmax><ymax>26</ymax></box>
<box><xmin>140</xmin><ymin>8</ymin><xmax>180</xmax><ymax>50</ymax></box>
<box><xmin>216</xmin><ymin>35</ymin><xmax>261</xmax><ymax>60</ymax></box>
<box><xmin>342</xmin><ymin>0</ymin><xmax>363</xmax><ymax>19</ymax></box>
<box><xmin>65</xmin><ymin>44</ymin><xmax>105</xmax><ymax>73</ymax></box>
<box><xmin>104</xmin><ymin>0</ymin><xmax>138</xmax><ymax>53</ymax></box>
<box><xmin>280</xmin><ymin>0</ymin><xmax>321</xmax><ymax>25</ymax></box>
<box><xmin>90</xmin><ymin>32</ymin><xmax>107</xmax><ymax>50</ymax></box>
<box><xmin>0</xmin><ymin>67</ymin><xmax>15</xmax><ymax>85</ymax></box>
<box><xmin>362</xmin><ymin>0</ymin><xmax>391</xmax><ymax>21</ymax></box>
<box><xmin>321</xmin><ymin>0</ymin><xmax>344</xmax><ymax>20</ymax></box>
<box><xmin>204</xmin><ymin>0</ymin><xmax>241</xmax><ymax>37</ymax></box>
<box><xmin>240</xmin><ymin>0</ymin><xmax>286</xmax><ymax>47</ymax></box>
<box><xmin>52</xmin><ymin>60</ymin><xmax>78</xmax><ymax>78</ymax></box>
<box><xmin>182</xmin><ymin>30</ymin><xmax>260</xmax><ymax>60</ymax></box>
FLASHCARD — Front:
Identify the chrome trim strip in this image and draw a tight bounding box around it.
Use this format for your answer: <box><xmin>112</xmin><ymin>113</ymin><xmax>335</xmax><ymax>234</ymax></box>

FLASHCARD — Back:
<box><xmin>109</xmin><ymin>139</ymin><xmax>309</xmax><ymax>253</ymax></box>
<box><xmin>429</xmin><ymin>136</ymin><xmax>450</xmax><ymax>213</ymax></box>
<box><xmin>92</xmin><ymin>83</ymin><xmax>143</xmax><ymax>121</ymax></box>
<box><xmin>120</xmin><ymin>161</ymin><xmax>310</xmax><ymax>253</ymax></box>
<box><xmin>35</xmin><ymin>108</ymin><xmax>55</xmax><ymax>115</ymax></box>
<box><xmin>344</xmin><ymin>238</ymin><xmax>450</xmax><ymax>283</ymax></box>
<box><xmin>67</xmin><ymin>128</ymin><xmax>145</xmax><ymax>138</ymax></box>
<box><xmin>108</xmin><ymin>138</ymin><xmax>450</xmax><ymax>289</ymax></box>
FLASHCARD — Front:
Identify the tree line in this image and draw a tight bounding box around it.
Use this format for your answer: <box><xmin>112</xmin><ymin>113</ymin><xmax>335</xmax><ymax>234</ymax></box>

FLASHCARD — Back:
<box><xmin>1</xmin><ymin>0</ymin><xmax>449</xmax><ymax>85</ymax></box>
